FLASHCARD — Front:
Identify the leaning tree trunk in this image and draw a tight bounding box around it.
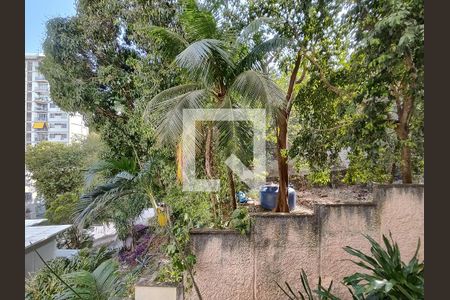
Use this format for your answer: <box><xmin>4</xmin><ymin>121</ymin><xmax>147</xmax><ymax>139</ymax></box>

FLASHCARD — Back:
<box><xmin>275</xmin><ymin>112</ymin><xmax>290</xmax><ymax>212</ymax></box>
<box><xmin>274</xmin><ymin>51</ymin><xmax>303</xmax><ymax>212</ymax></box>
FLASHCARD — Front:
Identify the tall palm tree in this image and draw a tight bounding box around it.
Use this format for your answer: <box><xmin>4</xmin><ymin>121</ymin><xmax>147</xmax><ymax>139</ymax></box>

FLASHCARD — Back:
<box><xmin>144</xmin><ymin>0</ymin><xmax>286</xmax><ymax>211</ymax></box>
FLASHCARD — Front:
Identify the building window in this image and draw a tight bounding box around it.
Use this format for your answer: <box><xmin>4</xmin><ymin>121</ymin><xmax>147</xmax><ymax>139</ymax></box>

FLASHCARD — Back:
<box><xmin>37</xmin><ymin>113</ymin><xmax>47</xmax><ymax>121</ymax></box>
<box><xmin>27</xmin><ymin>83</ymin><xmax>32</xmax><ymax>90</ymax></box>
<box><xmin>37</xmin><ymin>83</ymin><xmax>48</xmax><ymax>91</ymax></box>
<box><xmin>26</xmin><ymin>112</ymin><xmax>32</xmax><ymax>121</ymax></box>
<box><xmin>49</xmin><ymin>103</ymin><xmax>56</xmax><ymax>108</ymax></box>
<box><xmin>26</xmin><ymin>133</ymin><xmax>31</xmax><ymax>142</ymax></box>
<box><xmin>26</xmin><ymin>123</ymin><xmax>31</xmax><ymax>131</ymax></box>
<box><xmin>26</xmin><ymin>102</ymin><xmax>32</xmax><ymax>111</ymax></box>
<box><xmin>27</xmin><ymin>92</ymin><xmax>32</xmax><ymax>101</ymax></box>
<box><xmin>27</xmin><ymin>61</ymin><xmax>32</xmax><ymax>71</ymax></box>
<box><xmin>35</xmin><ymin>104</ymin><xmax>47</xmax><ymax>111</ymax></box>
<box><xmin>35</xmin><ymin>133</ymin><xmax>48</xmax><ymax>142</ymax></box>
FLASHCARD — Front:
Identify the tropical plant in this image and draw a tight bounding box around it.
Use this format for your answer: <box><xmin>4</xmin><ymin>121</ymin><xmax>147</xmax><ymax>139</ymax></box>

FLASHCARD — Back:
<box><xmin>25</xmin><ymin>247</ymin><xmax>114</xmax><ymax>299</ymax></box>
<box><xmin>56</xmin><ymin>259</ymin><xmax>124</xmax><ymax>300</ymax></box>
<box><xmin>277</xmin><ymin>234</ymin><xmax>424</xmax><ymax>300</ymax></box>
<box><xmin>143</xmin><ymin>0</ymin><xmax>286</xmax><ymax>216</ymax></box>
<box><xmin>75</xmin><ymin>156</ymin><xmax>156</xmax><ymax>246</ymax></box>
<box><xmin>57</xmin><ymin>226</ymin><xmax>94</xmax><ymax>250</ymax></box>
<box><xmin>343</xmin><ymin>234</ymin><xmax>424</xmax><ymax>299</ymax></box>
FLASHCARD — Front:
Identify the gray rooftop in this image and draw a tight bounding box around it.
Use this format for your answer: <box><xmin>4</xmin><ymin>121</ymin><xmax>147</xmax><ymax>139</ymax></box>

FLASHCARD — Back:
<box><xmin>25</xmin><ymin>225</ymin><xmax>71</xmax><ymax>250</ymax></box>
<box><xmin>25</xmin><ymin>219</ymin><xmax>47</xmax><ymax>227</ymax></box>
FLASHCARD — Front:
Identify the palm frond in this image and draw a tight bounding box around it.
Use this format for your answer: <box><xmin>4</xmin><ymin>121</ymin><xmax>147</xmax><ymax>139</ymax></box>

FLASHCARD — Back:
<box><xmin>84</xmin><ymin>158</ymin><xmax>138</xmax><ymax>187</ymax></box>
<box><xmin>147</xmin><ymin>26</ymin><xmax>189</xmax><ymax>59</ymax></box>
<box><xmin>175</xmin><ymin>39</ymin><xmax>234</xmax><ymax>84</ymax></box>
<box><xmin>75</xmin><ymin>173</ymin><xmax>135</xmax><ymax>228</ymax></box>
<box><xmin>235</xmin><ymin>35</ymin><xmax>289</xmax><ymax>74</ymax></box>
<box><xmin>180</xmin><ymin>0</ymin><xmax>218</xmax><ymax>40</ymax></box>
<box><xmin>230</xmin><ymin>70</ymin><xmax>285</xmax><ymax>115</ymax></box>
<box><xmin>144</xmin><ymin>84</ymin><xmax>209</xmax><ymax>145</ymax></box>
<box><xmin>238</xmin><ymin>17</ymin><xmax>278</xmax><ymax>41</ymax></box>
<box><xmin>216</xmin><ymin>96</ymin><xmax>253</xmax><ymax>160</ymax></box>
<box><xmin>57</xmin><ymin>259</ymin><xmax>123</xmax><ymax>300</ymax></box>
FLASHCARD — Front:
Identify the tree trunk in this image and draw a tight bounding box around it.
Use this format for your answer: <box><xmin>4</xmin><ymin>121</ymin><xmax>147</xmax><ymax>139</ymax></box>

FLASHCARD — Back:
<box><xmin>275</xmin><ymin>113</ymin><xmax>290</xmax><ymax>212</ymax></box>
<box><xmin>205</xmin><ymin>125</ymin><xmax>213</xmax><ymax>179</ymax></box>
<box><xmin>227</xmin><ymin>167</ymin><xmax>237</xmax><ymax>211</ymax></box>
<box><xmin>205</xmin><ymin>125</ymin><xmax>218</xmax><ymax>217</ymax></box>
<box><xmin>394</xmin><ymin>91</ymin><xmax>414</xmax><ymax>184</ymax></box>
<box><xmin>400</xmin><ymin>143</ymin><xmax>412</xmax><ymax>184</ymax></box>
<box><xmin>274</xmin><ymin>51</ymin><xmax>303</xmax><ymax>213</ymax></box>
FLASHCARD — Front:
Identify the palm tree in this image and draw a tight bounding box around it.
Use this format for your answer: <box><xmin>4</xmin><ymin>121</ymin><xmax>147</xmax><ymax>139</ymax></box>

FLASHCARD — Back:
<box><xmin>56</xmin><ymin>259</ymin><xmax>124</xmax><ymax>300</ymax></box>
<box><xmin>75</xmin><ymin>157</ymin><xmax>158</xmax><ymax>248</ymax></box>
<box><xmin>144</xmin><ymin>1</ymin><xmax>286</xmax><ymax>212</ymax></box>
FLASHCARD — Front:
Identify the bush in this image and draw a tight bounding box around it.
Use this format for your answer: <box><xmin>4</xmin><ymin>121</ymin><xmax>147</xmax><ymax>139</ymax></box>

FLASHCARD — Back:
<box><xmin>229</xmin><ymin>207</ymin><xmax>251</xmax><ymax>234</ymax></box>
<box><xmin>46</xmin><ymin>192</ymin><xmax>79</xmax><ymax>224</ymax></box>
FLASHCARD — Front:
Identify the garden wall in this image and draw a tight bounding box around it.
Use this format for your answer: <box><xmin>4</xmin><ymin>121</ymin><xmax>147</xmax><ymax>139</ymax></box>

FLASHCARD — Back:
<box><xmin>186</xmin><ymin>184</ymin><xmax>424</xmax><ymax>300</ymax></box>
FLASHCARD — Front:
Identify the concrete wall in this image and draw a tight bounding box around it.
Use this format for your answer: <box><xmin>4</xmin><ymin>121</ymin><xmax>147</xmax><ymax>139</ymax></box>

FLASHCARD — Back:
<box><xmin>25</xmin><ymin>238</ymin><xmax>57</xmax><ymax>276</ymax></box>
<box><xmin>186</xmin><ymin>185</ymin><xmax>424</xmax><ymax>300</ymax></box>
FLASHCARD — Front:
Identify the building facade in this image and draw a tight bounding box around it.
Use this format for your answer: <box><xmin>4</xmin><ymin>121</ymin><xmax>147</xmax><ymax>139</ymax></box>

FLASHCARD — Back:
<box><xmin>25</xmin><ymin>54</ymin><xmax>89</xmax><ymax>146</ymax></box>
<box><xmin>25</xmin><ymin>54</ymin><xmax>89</xmax><ymax>218</ymax></box>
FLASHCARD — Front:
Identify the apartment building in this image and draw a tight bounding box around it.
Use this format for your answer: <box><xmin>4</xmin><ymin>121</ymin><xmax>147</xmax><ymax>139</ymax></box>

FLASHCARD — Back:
<box><xmin>25</xmin><ymin>54</ymin><xmax>89</xmax><ymax>146</ymax></box>
<box><xmin>25</xmin><ymin>54</ymin><xmax>89</xmax><ymax>218</ymax></box>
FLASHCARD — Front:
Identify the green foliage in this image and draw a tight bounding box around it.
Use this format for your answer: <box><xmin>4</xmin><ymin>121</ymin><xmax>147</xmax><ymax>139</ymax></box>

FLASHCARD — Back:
<box><xmin>307</xmin><ymin>169</ymin><xmax>332</xmax><ymax>186</ymax></box>
<box><xmin>46</xmin><ymin>192</ymin><xmax>79</xmax><ymax>225</ymax></box>
<box><xmin>278</xmin><ymin>234</ymin><xmax>424</xmax><ymax>300</ymax></box>
<box><xmin>343</xmin><ymin>234</ymin><xmax>424</xmax><ymax>299</ymax></box>
<box><xmin>25</xmin><ymin>136</ymin><xmax>103</xmax><ymax>224</ymax></box>
<box><xmin>40</xmin><ymin>0</ymin><xmax>182</xmax><ymax>161</ymax></box>
<box><xmin>157</xmin><ymin>213</ymin><xmax>196</xmax><ymax>283</ymax></box>
<box><xmin>57</xmin><ymin>259</ymin><xmax>124</xmax><ymax>300</ymax></box>
<box><xmin>25</xmin><ymin>142</ymin><xmax>86</xmax><ymax>204</ymax></box>
<box><xmin>229</xmin><ymin>207</ymin><xmax>251</xmax><ymax>234</ymax></box>
<box><xmin>57</xmin><ymin>226</ymin><xmax>93</xmax><ymax>250</ymax></box>
<box><xmin>345</xmin><ymin>0</ymin><xmax>424</xmax><ymax>182</ymax></box>
<box><xmin>25</xmin><ymin>247</ymin><xmax>114</xmax><ymax>299</ymax></box>
<box><xmin>277</xmin><ymin>269</ymin><xmax>337</xmax><ymax>300</ymax></box>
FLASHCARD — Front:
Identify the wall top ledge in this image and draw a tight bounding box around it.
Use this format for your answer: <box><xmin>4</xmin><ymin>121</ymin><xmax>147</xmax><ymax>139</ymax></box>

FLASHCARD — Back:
<box><xmin>190</xmin><ymin>228</ymin><xmax>240</xmax><ymax>235</ymax></box>
<box><xmin>374</xmin><ymin>183</ymin><xmax>424</xmax><ymax>189</ymax></box>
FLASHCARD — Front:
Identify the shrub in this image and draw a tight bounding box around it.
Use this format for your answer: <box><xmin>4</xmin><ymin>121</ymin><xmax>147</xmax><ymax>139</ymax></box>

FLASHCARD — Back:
<box><xmin>229</xmin><ymin>207</ymin><xmax>251</xmax><ymax>234</ymax></box>
<box><xmin>277</xmin><ymin>234</ymin><xmax>424</xmax><ymax>300</ymax></box>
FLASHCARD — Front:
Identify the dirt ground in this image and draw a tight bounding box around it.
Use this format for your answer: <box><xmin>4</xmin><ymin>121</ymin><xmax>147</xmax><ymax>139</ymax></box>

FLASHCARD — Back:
<box><xmin>245</xmin><ymin>183</ymin><xmax>373</xmax><ymax>214</ymax></box>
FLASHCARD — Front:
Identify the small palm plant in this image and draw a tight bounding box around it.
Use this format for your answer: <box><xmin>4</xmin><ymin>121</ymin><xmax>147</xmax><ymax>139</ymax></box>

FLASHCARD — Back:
<box><xmin>56</xmin><ymin>259</ymin><xmax>124</xmax><ymax>300</ymax></box>
<box><xmin>75</xmin><ymin>156</ymin><xmax>160</xmax><ymax>248</ymax></box>
<box><xmin>143</xmin><ymin>0</ymin><xmax>286</xmax><ymax>210</ymax></box>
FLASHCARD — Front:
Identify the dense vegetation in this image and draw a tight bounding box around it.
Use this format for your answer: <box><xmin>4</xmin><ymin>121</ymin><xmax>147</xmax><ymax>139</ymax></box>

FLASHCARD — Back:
<box><xmin>25</xmin><ymin>0</ymin><xmax>424</xmax><ymax>298</ymax></box>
